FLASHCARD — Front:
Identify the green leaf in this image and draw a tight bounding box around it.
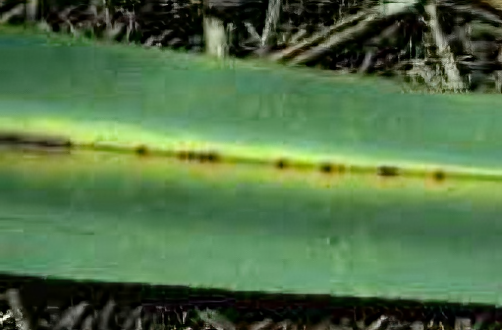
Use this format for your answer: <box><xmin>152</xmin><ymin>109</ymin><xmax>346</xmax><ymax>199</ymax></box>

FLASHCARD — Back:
<box><xmin>1</xmin><ymin>26</ymin><xmax>502</xmax><ymax>305</ymax></box>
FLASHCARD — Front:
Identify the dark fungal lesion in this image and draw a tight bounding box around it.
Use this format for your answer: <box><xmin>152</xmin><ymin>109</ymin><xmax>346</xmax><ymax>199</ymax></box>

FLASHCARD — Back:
<box><xmin>319</xmin><ymin>163</ymin><xmax>349</xmax><ymax>175</ymax></box>
<box><xmin>320</xmin><ymin>163</ymin><xmax>334</xmax><ymax>174</ymax></box>
<box><xmin>377</xmin><ymin>165</ymin><xmax>400</xmax><ymax>178</ymax></box>
<box><xmin>175</xmin><ymin>150</ymin><xmax>222</xmax><ymax>163</ymax></box>
<box><xmin>175</xmin><ymin>150</ymin><xmax>197</xmax><ymax>161</ymax></box>
<box><xmin>199</xmin><ymin>151</ymin><xmax>221</xmax><ymax>163</ymax></box>
<box><xmin>135</xmin><ymin>145</ymin><xmax>150</xmax><ymax>156</ymax></box>
<box><xmin>431</xmin><ymin>170</ymin><xmax>446</xmax><ymax>182</ymax></box>
<box><xmin>275</xmin><ymin>158</ymin><xmax>289</xmax><ymax>169</ymax></box>
<box><xmin>0</xmin><ymin>132</ymin><xmax>72</xmax><ymax>152</ymax></box>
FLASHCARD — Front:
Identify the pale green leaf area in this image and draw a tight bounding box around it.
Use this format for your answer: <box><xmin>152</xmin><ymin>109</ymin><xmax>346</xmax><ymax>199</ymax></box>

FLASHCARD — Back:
<box><xmin>1</xmin><ymin>26</ymin><xmax>502</xmax><ymax>305</ymax></box>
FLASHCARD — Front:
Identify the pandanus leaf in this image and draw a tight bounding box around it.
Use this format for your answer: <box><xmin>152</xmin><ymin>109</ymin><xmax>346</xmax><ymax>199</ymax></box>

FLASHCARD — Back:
<box><xmin>0</xmin><ymin>26</ymin><xmax>502</xmax><ymax>305</ymax></box>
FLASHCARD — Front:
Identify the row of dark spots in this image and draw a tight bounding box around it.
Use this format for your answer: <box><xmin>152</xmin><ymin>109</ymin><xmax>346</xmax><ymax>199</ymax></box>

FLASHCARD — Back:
<box><xmin>135</xmin><ymin>145</ymin><xmax>221</xmax><ymax>163</ymax></box>
<box><xmin>0</xmin><ymin>132</ymin><xmax>72</xmax><ymax>150</ymax></box>
<box><xmin>275</xmin><ymin>159</ymin><xmax>347</xmax><ymax>173</ymax></box>
<box><xmin>177</xmin><ymin>150</ymin><xmax>220</xmax><ymax>163</ymax></box>
<box><xmin>276</xmin><ymin>159</ymin><xmax>447</xmax><ymax>183</ymax></box>
<box><xmin>0</xmin><ymin>133</ymin><xmax>449</xmax><ymax>184</ymax></box>
<box><xmin>134</xmin><ymin>145</ymin><xmax>447</xmax><ymax>182</ymax></box>
<box><xmin>376</xmin><ymin>165</ymin><xmax>446</xmax><ymax>182</ymax></box>
<box><xmin>377</xmin><ymin>165</ymin><xmax>446</xmax><ymax>182</ymax></box>
<box><xmin>319</xmin><ymin>163</ymin><xmax>346</xmax><ymax>174</ymax></box>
